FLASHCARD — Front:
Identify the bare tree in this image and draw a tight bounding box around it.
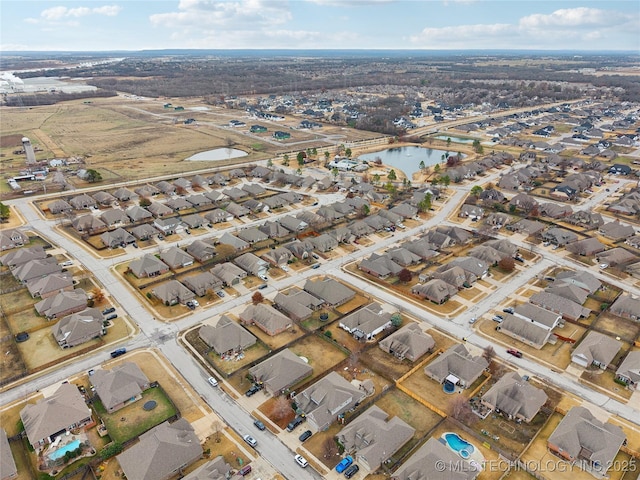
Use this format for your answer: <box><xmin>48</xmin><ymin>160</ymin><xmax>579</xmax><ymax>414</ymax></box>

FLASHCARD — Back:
<box><xmin>482</xmin><ymin>345</ymin><xmax>496</xmax><ymax>364</ymax></box>
<box><xmin>323</xmin><ymin>437</ymin><xmax>338</xmax><ymax>458</ymax></box>
<box><xmin>212</xmin><ymin>420</ymin><xmax>223</xmax><ymax>443</ymax></box>
<box><xmin>449</xmin><ymin>395</ymin><xmax>475</xmax><ymax>424</ymax></box>
<box><xmin>271</xmin><ymin>395</ymin><xmax>292</xmax><ymax>421</ymax></box>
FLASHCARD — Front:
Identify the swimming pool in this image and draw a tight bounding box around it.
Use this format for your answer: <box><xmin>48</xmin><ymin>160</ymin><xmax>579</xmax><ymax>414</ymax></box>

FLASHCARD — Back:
<box><xmin>443</xmin><ymin>432</ymin><xmax>475</xmax><ymax>456</ymax></box>
<box><xmin>48</xmin><ymin>439</ymin><xmax>81</xmax><ymax>461</ymax></box>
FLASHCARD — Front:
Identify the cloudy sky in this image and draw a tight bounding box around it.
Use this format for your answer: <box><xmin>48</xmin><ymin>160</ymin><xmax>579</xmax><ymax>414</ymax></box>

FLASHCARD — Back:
<box><xmin>1</xmin><ymin>0</ymin><xmax>638</xmax><ymax>51</ymax></box>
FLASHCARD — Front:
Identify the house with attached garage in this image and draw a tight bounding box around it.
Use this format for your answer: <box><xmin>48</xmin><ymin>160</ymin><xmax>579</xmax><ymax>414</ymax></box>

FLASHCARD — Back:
<box><xmin>378</xmin><ymin>323</ymin><xmax>434</xmax><ymax>362</ymax></box>
<box><xmin>100</xmin><ymin>209</ymin><xmax>129</xmax><ymax>227</ymax></box>
<box><xmin>159</xmin><ymin>247</ymin><xmax>195</xmax><ymax>269</ymax></box>
<box><xmin>0</xmin><ymin>245</ymin><xmax>46</xmax><ymax>268</ymax></box>
<box><xmin>424</xmin><ymin>344</ymin><xmax>488</xmax><ymax>389</ymax></box>
<box><xmin>20</xmin><ymin>383</ymin><xmax>94</xmax><ymax>450</ymax></box>
<box><xmin>129</xmin><ymin>255</ymin><xmax>169</xmax><ymax>278</ymax></box>
<box><xmin>248</xmin><ymin>348</ymin><xmax>312</xmax><ymax>395</ymax></box>
<box><xmin>147</xmin><ymin>202</ymin><xmax>173</xmax><ymax>218</ymax></box>
<box><xmin>125</xmin><ymin>205</ymin><xmax>153</xmax><ymax>223</ymax></box>
<box><xmin>35</xmin><ymin>289</ymin><xmax>88</xmax><ymax>320</ymax></box>
<box><xmin>13</xmin><ymin>258</ymin><xmax>62</xmax><ymax>284</ymax></box>
<box><xmin>303</xmin><ymin>278</ymin><xmax>355</xmax><ymax>307</ymax></box>
<box><xmin>412</xmin><ymin>279</ymin><xmax>457</xmax><ymax>304</ymax></box>
<box><xmin>530</xmin><ymin>291</ymin><xmax>590</xmax><ymax>321</ymax></box>
<box><xmin>154</xmin><ymin>217</ymin><xmax>181</xmax><ymax>235</ymax></box>
<box><xmin>293</xmin><ymin>371</ymin><xmax>366</xmax><ymax>432</ymax></box>
<box><xmin>53</xmin><ymin>307</ymin><xmax>105</xmax><ymax>348</ymax></box>
<box><xmin>129</xmin><ymin>224</ymin><xmax>157</xmax><ymax>241</ymax></box>
<box><xmin>610</xmin><ymin>294</ymin><xmax>640</xmax><ymax>320</ymax></box>
<box><xmin>101</xmin><ymin>228</ymin><xmax>136</xmax><ymax>248</ymax></box>
<box><xmin>359</xmin><ymin>253</ymin><xmax>403</xmax><ymax>279</ymax></box>
<box><xmin>571</xmin><ymin>331</ymin><xmax>621</xmax><ymax>369</ymax></box>
<box><xmin>339</xmin><ymin>303</ymin><xmax>392</xmax><ymax>340</ymax></box>
<box><xmin>239</xmin><ymin>303</ymin><xmax>292</xmax><ymax>336</ymax></box>
<box><xmin>199</xmin><ymin>315</ymin><xmax>256</xmax><ymax>356</ymax></box>
<box><xmin>210</xmin><ymin>262</ymin><xmax>246</xmax><ymax>286</ymax></box>
<box><xmin>26</xmin><ymin>273</ymin><xmax>73</xmax><ymax>299</ymax></box>
<box><xmin>182</xmin><ymin>272</ymin><xmax>222</xmax><ymax>297</ymax></box>
<box><xmin>481</xmin><ymin>372</ymin><xmax>547</xmax><ymax>423</ymax></box>
<box><xmin>185</xmin><ymin>240</ymin><xmax>216</xmax><ymax>263</ymax></box>
<box><xmin>274</xmin><ymin>289</ymin><xmax>323</xmax><ymax>322</ymax></box>
<box><xmin>234</xmin><ymin>252</ymin><xmax>268</xmax><ymax>277</ymax></box>
<box><xmin>616</xmin><ymin>351</ymin><xmax>640</xmax><ymax>389</ymax></box>
<box><xmin>91</xmin><ymin>362</ymin><xmax>149</xmax><ymax>413</ymax></box>
<box><xmin>72</xmin><ymin>214</ymin><xmax>107</xmax><ymax>233</ymax></box>
<box><xmin>152</xmin><ymin>280</ymin><xmax>195</xmax><ymax>306</ymax></box>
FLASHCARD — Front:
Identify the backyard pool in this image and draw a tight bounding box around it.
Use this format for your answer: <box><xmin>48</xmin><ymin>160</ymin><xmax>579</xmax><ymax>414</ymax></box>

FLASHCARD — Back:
<box><xmin>47</xmin><ymin>439</ymin><xmax>81</xmax><ymax>461</ymax></box>
<box><xmin>443</xmin><ymin>432</ymin><xmax>475</xmax><ymax>457</ymax></box>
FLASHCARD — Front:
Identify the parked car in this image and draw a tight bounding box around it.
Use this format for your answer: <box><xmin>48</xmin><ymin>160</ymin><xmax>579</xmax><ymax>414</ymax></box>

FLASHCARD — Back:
<box><xmin>102</xmin><ymin>307</ymin><xmax>116</xmax><ymax>315</ymax></box>
<box><xmin>105</xmin><ymin>314</ymin><xmax>118</xmax><ymax>321</ymax></box>
<box><xmin>245</xmin><ymin>384</ymin><xmax>261</xmax><ymax>397</ymax></box>
<box><xmin>253</xmin><ymin>420</ymin><xmax>266</xmax><ymax>431</ymax></box>
<box><xmin>312</xmin><ymin>253</ymin><xmax>319</xmax><ymax>259</ymax></box>
<box><xmin>186</xmin><ymin>301</ymin><xmax>196</xmax><ymax>310</ymax></box>
<box><xmin>110</xmin><ymin>348</ymin><xmax>127</xmax><ymax>358</ymax></box>
<box><xmin>259</xmin><ymin>274</ymin><xmax>268</xmax><ymax>281</ymax></box>
<box><xmin>299</xmin><ymin>430</ymin><xmax>312</xmax><ymax>442</ymax></box>
<box><xmin>507</xmin><ymin>348</ymin><xmax>523</xmax><ymax>358</ymax></box>
<box><xmin>216</xmin><ymin>290</ymin><xmax>225</xmax><ymax>298</ymax></box>
<box><xmin>286</xmin><ymin>416</ymin><xmax>305</xmax><ymax>432</ymax></box>
<box><xmin>294</xmin><ymin>454</ymin><xmax>309</xmax><ymax>468</ymax></box>
<box><xmin>344</xmin><ymin>464</ymin><xmax>360</xmax><ymax>479</ymax></box>
<box><xmin>243</xmin><ymin>435</ymin><xmax>257</xmax><ymax>447</ymax></box>
<box><xmin>207</xmin><ymin>376</ymin><xmax>218</xmax><ymax>387</ymax></box>
<box><xmin>15</xmin><ymin>332</ymin><xmax>29</xmax><ymax>343</ymax></box>
<box><xmin>311</xmin><ymin>263</ymin><xmax>320</xmax><ymax>269</ymax></box>
<box><xmin>336</xmin><ymin>456</ymin><xmax>353</xmax><ymax>473</ymax></box>
<box><xmin>191</xmin><ymin>299</ymin><xmax>199</xmax><ymax>307</ymax></box>
<box><xmin>492</xmin><ymin>315</ymin><xmax>503</xmax><ymax>323</ymax></box>
<box><xmin>258</xmin><ymin>283</ymin><xmax>268</xmax><ymax>290</ymax></box>
<box><xmin>238</xmin><ymin>465</ymin><xmax>252</xmax><ymax>476</ymax></box>
<box><xmin>502</xmin><ymin>307</ymin><xmax>514</xmax><ymax>314</ymax></box>
<box><xmin>468</xmin><ymin>317</ymin><xmax>476</xmax><ymax>324</ymax></box>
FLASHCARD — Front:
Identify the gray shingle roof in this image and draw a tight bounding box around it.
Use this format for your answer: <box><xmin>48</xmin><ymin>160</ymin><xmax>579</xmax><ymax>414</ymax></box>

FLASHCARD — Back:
<box><xmin>248</xmin><ymin>349</ymin><xmax>312</xmax><ymax>395</ymax></box>
<box><xmin>92</xmin><ymin>362</ymin><xmax>149</xmax><ymax>412</ymax></box>
<box><xmin>199</xmin><ymin>316</ymin><xmax>256</xmax><ymax>355</ymax></box>
<box><xmin>481</xmin><ymin>372</ymin><xmax>547</xmax><ymax>422</ymax></box>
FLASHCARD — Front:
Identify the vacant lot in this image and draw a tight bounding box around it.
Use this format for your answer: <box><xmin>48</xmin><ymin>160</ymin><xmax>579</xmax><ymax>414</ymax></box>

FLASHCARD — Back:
<box><xmin>289</xmin><ymin>334</ymin><xmax>350</xmax><ymax>382</ymax></box>
<box><xmin>593</xmin><ymin>314</ymin><xmax>640</xmax><ymax>344</ymax></box>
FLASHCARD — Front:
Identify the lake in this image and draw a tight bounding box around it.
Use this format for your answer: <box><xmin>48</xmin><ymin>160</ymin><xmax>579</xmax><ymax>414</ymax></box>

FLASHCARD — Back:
<box><xmin>186</xmin><ymin>148</ymin><xmax>248</xmax><ymax>161</ymax></box>
<box><xmin>358</xmin><ymin>146</ymin><xmax>460</xmax><ymax>176</ymax></box>
<box><xmin>434</xmin><ymin>135</ymin><xmax>478</xmax><ymax>144</ymax></box>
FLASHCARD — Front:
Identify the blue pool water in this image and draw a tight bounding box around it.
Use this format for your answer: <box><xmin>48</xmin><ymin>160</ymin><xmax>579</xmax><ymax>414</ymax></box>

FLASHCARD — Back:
<box><xmin>444</xmin><ymin>433</ymin><xmax>475</xmax><ymax>455</ymax></box>
<box><xmin>48</xmin><ymin>439</ymin><xmax>81</xmax><ymax>460</ymax></box>
<box><xmin>443</xmin><ymin>381</ymin><xmax>456</xmax><ymax>394</ymax></box>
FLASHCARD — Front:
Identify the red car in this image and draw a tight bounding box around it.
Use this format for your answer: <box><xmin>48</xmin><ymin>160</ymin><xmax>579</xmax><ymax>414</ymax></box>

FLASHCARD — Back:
<box><xmin>507</xmin><ymin>348</ymin><xmax>523</xmax><ymax>358</ymax></box>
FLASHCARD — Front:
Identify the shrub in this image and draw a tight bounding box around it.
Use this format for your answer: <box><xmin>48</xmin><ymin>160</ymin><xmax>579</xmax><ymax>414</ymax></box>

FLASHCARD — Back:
<box><xmin>324</xmin><ymin>331</ymin><xmax>332</xmax><ymax>339</ymax></box>
<box><xmin>99</xmin><ymin>442</ymin><xmax>123</xmax><ymax>460</ymax></box>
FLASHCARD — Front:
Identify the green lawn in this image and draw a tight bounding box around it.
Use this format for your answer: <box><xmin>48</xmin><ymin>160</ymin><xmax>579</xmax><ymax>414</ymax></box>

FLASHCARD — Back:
<box><xmin>94</xmin><ymin>387</ymin><xmax>177</xmax><ymax>444</ymax></box>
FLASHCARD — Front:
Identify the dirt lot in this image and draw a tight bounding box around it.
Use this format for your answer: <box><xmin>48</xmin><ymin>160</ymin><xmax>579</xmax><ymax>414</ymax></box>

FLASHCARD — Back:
<box><xmin>288</xmin><ymin>334</ymin><xmax>350</xmax><ymax>382</ymax></box>
<box><xmin>581</xmin><ymin>368</ymin><xmax>633</xmax><ymax>401</ymax></box>
<box><xmin>593</xmin><ymin>314</ymin><xmax>640</xmax><ymax>344</ymax></box>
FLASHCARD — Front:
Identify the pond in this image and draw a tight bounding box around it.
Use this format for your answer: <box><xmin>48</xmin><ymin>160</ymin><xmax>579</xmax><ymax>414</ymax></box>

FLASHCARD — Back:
<box><xmin>358</xmin><ymin>146</ymin><xmax>462</xmax><ymax>177</ymax></box>
<box><xmin>186</xmin><ymin>148</ymin><xmax>248</xmax><ymax>161</ymax></box>
<box><xmin>434</xmin><ymin>135</ymin><xmax>478</xmax><ymax>145</ymax></box>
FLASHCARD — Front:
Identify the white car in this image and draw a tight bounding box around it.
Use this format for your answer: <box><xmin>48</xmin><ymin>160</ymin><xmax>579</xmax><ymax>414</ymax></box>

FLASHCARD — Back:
<box><xmin>207</xmin><ymin>377</ymin><xmax>218</xmax><ymax>387</ymax></box>
<box><xmin>281</xmin><ymin>265</ymin><xmax>289</xmax><ymax>272</ymax></box>
<box><xmin>295</xmin><ymin>454</ymin><xmax>309</xmax><ymax>468</ymax></box>
<box><xmin>191</xmin><ymin>299</ymin><xmax>200</xmax><ymax>307</ymax></box>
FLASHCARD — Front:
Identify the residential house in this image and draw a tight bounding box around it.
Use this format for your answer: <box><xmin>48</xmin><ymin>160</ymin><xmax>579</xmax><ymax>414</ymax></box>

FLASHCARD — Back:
<box><xmin>35</xmin><ymin>289</ymin><xmax>88</xmax><ymax>319</ymax></box>
<box><xmin>173</xmin><ymin>177</ymin><xmax>191</xmax><ymax>191</ymax></box>
<box><xmin>339</xmin><ymin>303</ymin><xmax>392</xmax><ymax>340</ymax></box>
<box><xmin>433</xmin><ymin>265</ymin><xmax>477</xmax><ymax>289</ymax></box>
<box><xmin>222</xmin><ymin>188</ymin><xmax>247</xmax><ymax>202</ymax></box>
<box><xmin>160</xmin><ymin>246</ymin><xmax>194</xmax><ymax>270</ymax></box>
<box><xmin>181</xmin><ymin>213</ymin><xmax>204</xmax><ymax>229</ymax></box>
<box><xmin>26</xmin><ymin>273</ymin><xmax>73</xmax><ymax>299</ymax></box>
<box><xmin>447</xmin><ymin>256</ymin><xmax>488</xmax><ymax>279</ymax></box>
<box><xmin>572</xmin><ymin>331</ymin><xmax>621</xmax><ymax>369</ymax></box>
<box><xmin>182</xmin><ymin>272</ymin><xmax>222</xmax><ymax>297</ymax></box>
<box><xmin>412</xmin><ymin>279</ymin><xmax>458</xmax><ymax>304</ymax></box>
<box><xmin>0</xmin><ymin>229</ymin><xmax>29</xmax><ymax>251</ymax></box>
<box><xmin>541</xmin><ymin>228</ymin><xmax>578</xmax><ymax>246</ymax></box>
<box><xmin>610</xmin><ymin>295</ymin><xmax>640</xmax><ymax>320</ymax></box>
<box><xmin>285</xmin><ymin>240</ymin><xmax>314</xmax><ymax>259</ymax></box>
<box><xmin>615</xmin><ymin>351</ymin><xmax>640</xmax><ymax>389</ymax></box>
<box><xmin>539</xmin><ymin>203</ymin><xmax>572</xmax><ymax>218</ymax></box>
<box><xmin>204</xmin><ymin>209</ymin><xmax>234</xmax><ymax>224</ymax></box>
<box><xmin>217</xmin><ymin>232</ymin><xmax>249</xmax><ymax>252</ymax></box>
<box><xmin>546</xmin><ymin>283</ymin><xmax>588</xmax><ymax>305</ymax></box>
<box><xmin>310</xmin><ymin>234</ymin><xmax>339</xmax><ymax>252</ymax></box>
<box><xmin>116</xmin><ymin>419</ymin><xmax>203</xmax><ymax>480</ymax></box>
<box><xmin>69</xmin><ymin>194</ymin><xmax>97</xmax><ymax>210</ymax></box>
<box><xmin>498</xmin><ymin>313</ymin><xmax>556</xmax><ymax>350</ymax></box>
<box><xmin>401</xmin><ymin>238</ymin><xmax>439</xmax><ymax>261</ymax></box>
<box><xmin>186</xmin><ymin>240</ymin><xmax>216</xmax><ymax>263</ymax></box>
<box><xmin>101</xmin><ymin>228</ymin><xmax>136</xmax><ymax>248</ymax></box>
<box><xmin>20</xmin><ymin>383</ymin><xmax>94</xmax><ymax>450</ymax></box>
<box><xmin>129</xmin><ymin>255</ymin><xmax>169</xmax><ymax>278</ymax></box>
<box><xmin>468</xmin><ymin>245</ymin><xmax>504</xmax><ymax>265</ymax></box>
<box><xmin>391</xmin><ymin>437</ymin><xmax>479</xmax><ymax>480</ymax></box>
<box><xmin>134</xmin><ymin>185</ymin><xmax>160</xmax><ymax>197</ymax></box>
<box><xmin>555</xmin><ymin>270</ymin><xmax>601</xmax><ymax>294</ymax></box>
<box><xmin>378</xmin><ymin>323</ymin><xmax>435</xmax><ymax>362</ymax></box>
<box><xmin>598</xmin><ymin>248</ymin><xmax>638</xmax><ymax>268</ymax></box>
<box><xmin>481</xmin><ymin>372</ymin><xmax>548</xmax><ymax>422</ymax></box>
<box><xmin>152</xmin><ymin>280</ymin><xmax>195</xmax><ymax>305</ymax></box>
<box><xmin>48</xmin><ymin>199</ymin><xmax>73</xmax><ymax>215</ymax></box>
<box><xmin>262</xmin><ymin>247</ymin><xmax>293</xmax><ymax>267</ymax></box>
<box><xmin>566</xmin><ymin>210</ymin><xmax>604</xmax><ymax>229</ymax></box>
<box><xmin>125</xmin><ymin>205</ymin><xmax>153</xmax><ymax>223</ymax></box>
<box><xmin>530</xmin><ymin>291</ymin><xmax>590</xmax><ymax>321</ymax></box>
<box><xmin>53</xmin><ymin>307</ymin><xmax>105</xmax><ymax>348</ymax></box>
<box><xmin>185</xmin><ymin>195</ymin><xmax>211</xmax><ymax>208</ymax></box>
<box><xmin>129</xmin><ymin>224</ymin><xmax>158</xmax><ymax>241</ymax></box>
<box><xmin>242</xmin><ymin>183</ymin><xmax>267</xmax><ymax>196</ymax></box>
<box><xmin>210</xmin><ymin>263</ymin><xmax>246</xmax><ymax>286</ymax></box>
<box><xmin>147</xmin><ymin>202</ymin><xmax>173</xmax><ymax>218</ymax></box>
<box><xmin>154</xmin><ymin>217</ymin><xmax>181</xmax><ymax>235</ymax></box>
<box><xmin>359</xmin><ymin>253</ymin><xmax>403</xmax><ymax>279</ymax></box>
<box><xmin>303</xmin><ymin>278</ymin><xmax>355</xmax><ymax>306</ymax></box>
<box><xmin>13</xmin><ymin>258</ymin><xmax>62</xmax><ymax>284</ymax></box>
<box><xmin>71</xmin><ymin>214</ymin><xmax>107</xmax><ymax>234</ymax></box>
<box><xmin>155</xmin><ymin>181</ymin><xmax>176</xmax><ymax>195</ymax></box>
<box><xmin>100</xmin><ymin>209</ymin><xmax>129</xmax><ymax>227</ymax></box>
<box><xmin>259</xmin><ymin>221</ymin><xmax>289</xmax><ymax>239</ymax></box>
<box><xmin>548</xmin><ymin>406</ymin><xmax>625</xmax><ymax>478</ymax></box>
<box><xmin>274</xmin><ymin>289</ymin><xmax>323</xmax><ymax>322</ymax></box>
<box><xmin>389</xmin><ymin>203</ymin><xmax>418</xmax><ymax>219</ymax></box>
<box><xmin>180</xmin><ymin>456</ymin><xmax>231</xmax><ymax>480</ymax></box>
<box><xmin>238</xmin><ymin>227</ymin><xmax>269</xmax><ymax>244</ymax></box>
<box><xmin>293</xmin><ymin>372</ymin><xmax>366</xmax><ymax>432</ymax></box>
<box><xmin>199</xmin><ymin>315</ymin><xmax>256</xmax><ymax>355</ymax></box>
<box><xmin>336</xmin><ymin>405</ymin><xmax>415</xmax><ymax>472</ymax></box>
<box><xmin>91</xmin><ymin>362</ymin><xmax>150</xmax><ymax>413</ymax></box>
<box><xmin>239</xmin><ymin>303</ymin><xmax>292</xmax><ymax>336</ymax></box>
<box><xmin>93</xmin><ymin>191</ymin><xmax>116</xmax><ymax>206</ymax></box>
<box><xmin>424</xmin><ymin>344</ymin><xmax>488</xmax><ymax>388</ymax></box>
<box><xmin>0</xmin><ymin>428</ymin><xmax>18</xmax><ymax>480</ymax></box>
<box><xmin>248</xmin><ymin>348</ymin><xmax>313</xmax><ymax>395</ymax></box>
<box><xmin>459</xmin><ymin>204</ymin><xmax>484</xmax><ymax>219</ymax></box>
<box><xmin>225</xmin><ymin>202</ymin><xmax>250</xmax><ymax>218</ymax></box>
<box><xmin>599</xmin><ymin>221</ymin><xmax>635</xmax><ymax>241</ymax></box>
<box><xmin>566</xmin><ymin>238</ymin><xmax>606</xmax><ymax>256</ymax></box>
<box><xmin>113</xmin><ymin>188</ymin><xmax>136</xmax><ymax>202</ymax></box>
<box><xmin>234</xmin><ymin>252</ymin><xmax>268</xmax><ymax>277</ymax></box>
<box><xmin>279</xmin><ymin>215</ymin><xmax>308</xmax><ymax>233</ymax></box>
<box><xmin>0</xmin><ymin>246</ymin><xmax>46</xmax><ymax>268</ymax></box>
<box><xmin>509</xmin><ymin>193</ymin><xmax>539</xmax><ymax>212</ymax></box>
<box><xmin>484</xmin><ymin>213</ymin><xmax>514</xmax><ymax>228</ymax></box>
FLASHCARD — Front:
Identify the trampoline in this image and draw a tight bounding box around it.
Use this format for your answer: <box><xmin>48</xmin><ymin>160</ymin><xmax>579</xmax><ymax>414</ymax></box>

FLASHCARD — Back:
<box><xmin>143</xmin><ymin>400</ymin><xmax>157</xmax><ymax>411</ymax></box>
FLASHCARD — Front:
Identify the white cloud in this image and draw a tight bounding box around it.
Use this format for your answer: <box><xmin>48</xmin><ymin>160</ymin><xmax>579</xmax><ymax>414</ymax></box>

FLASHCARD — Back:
<box><xmin>411</xmin><ymin>7</ymin><xmax>639</xmax><ymax>49</ymax></box>
<box><xmin>150</xmin><ymin>0</ymin><xmax>291</xmax><ymax>30</ymax></box>
<box><xmin>36</xmin><ymin>4</ymin><xmax>121</xmax><ymax>22</ymax></box>
<box><xmin>306</xmin><ymin>0</ymin><xmax>393</xmax><ymax>5</ymax></box>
